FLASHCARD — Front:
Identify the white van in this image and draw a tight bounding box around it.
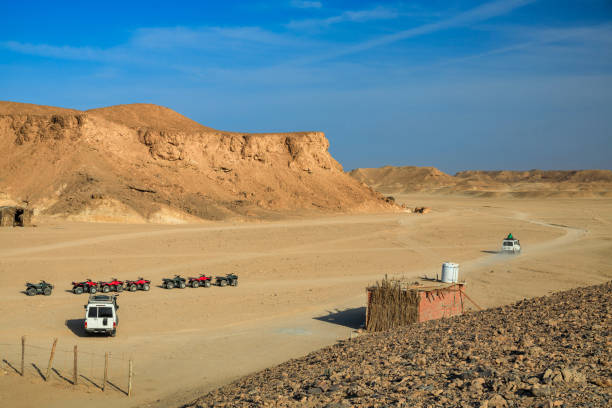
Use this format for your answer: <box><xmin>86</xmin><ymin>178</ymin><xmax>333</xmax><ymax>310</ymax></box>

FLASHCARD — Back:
<box><xmin>84</xmin><ymin>295</ymin><xmax>119</xmax><ymax>337</ymax></box>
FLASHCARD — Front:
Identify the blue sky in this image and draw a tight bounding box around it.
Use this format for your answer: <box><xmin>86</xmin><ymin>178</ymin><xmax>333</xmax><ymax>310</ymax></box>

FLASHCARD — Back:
<box><xmin>1</xmin><ymin>0</ymin><xmax>611</xmax><ymax>173</ymax></box>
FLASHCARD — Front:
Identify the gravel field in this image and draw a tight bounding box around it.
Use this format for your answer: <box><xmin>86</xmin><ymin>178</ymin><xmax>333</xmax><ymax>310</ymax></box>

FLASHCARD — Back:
<box><xmin>185</xmin><ymin>282</ymin><xmax>611</xmax><ymax>408</ymax></box>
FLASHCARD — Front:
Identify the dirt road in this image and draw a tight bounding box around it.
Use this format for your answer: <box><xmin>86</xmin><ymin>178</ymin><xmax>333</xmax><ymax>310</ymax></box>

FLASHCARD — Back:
<box><xmin>0</xmin><ymin>195</ymin><xmax>610</xmax><ymax>408</ymax></box>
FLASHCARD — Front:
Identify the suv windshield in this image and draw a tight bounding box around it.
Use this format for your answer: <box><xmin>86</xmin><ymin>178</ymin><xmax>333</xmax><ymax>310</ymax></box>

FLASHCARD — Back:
<box><xmin>98</xmin><ymin>307</ymin><xmax>113</xmax><ymax>318</ymax></box>
<box><xmin>503</xmin><ymin>241</ymin><xmax>514</xmax><ymax>246</ymax></box>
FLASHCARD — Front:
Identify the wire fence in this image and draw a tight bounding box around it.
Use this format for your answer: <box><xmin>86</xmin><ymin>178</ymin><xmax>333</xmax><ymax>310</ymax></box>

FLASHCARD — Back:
<box><xmin>0</xmin><ymin>337</ymin><xmax>133</xmax><ymax>396</ymax></box>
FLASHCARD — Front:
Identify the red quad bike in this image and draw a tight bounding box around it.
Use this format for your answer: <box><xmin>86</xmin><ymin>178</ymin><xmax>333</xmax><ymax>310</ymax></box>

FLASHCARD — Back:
<box><xmin>72</xmin><ymin>279</ymin><xmax>99</xmax><ymax>295</ymax></box>
<box><xmin>124</xmin><ymin>278</ymin><xmax>151</xmax><ymax>292</ymax></box>
<box><xmin>98</xmin><ymin>278</ymin><xmax>124</xmax><ymax>293</ymax></box>
<box><xmin>188</xmin><ymin>274</ymin><xmax>212</xmax><ymax>288</ymax></box>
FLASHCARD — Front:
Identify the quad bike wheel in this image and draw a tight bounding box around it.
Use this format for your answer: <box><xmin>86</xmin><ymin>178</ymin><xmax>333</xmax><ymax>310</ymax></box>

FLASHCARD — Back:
<box><xmin>74</xmin><ymin>286</ymin><xmax>84</xmax><ymax>295</ymax></box>
<box><xmin>204</xmin><ymin>280</ymin><xmax>211</xmax><ymax>288</ymax></box>
<box><xmin>90</xmin><ymin>287</ymin><xmax>97</xmax><ymax>294</ymax></box>
<box><xmin>130</xmin><ymin>284</ymin><xmax>137</xmax><ymax>292</ymax></box>
<box><xmin>191</xmin><ymin>281</ymin><xmax>199</xmax><ymax>288</ymax></box>
<box><xmin>43</xmin><ymin>287</ymin><xmax>52</xmax><ymax>296</ymax></box>
<box><xmin>102</xmin><ymin>285</ymin><xmax>110</xmax><ymax>293</ymax></box>
<box><xmin>117</xmin><ymin>285</ymin><xmax>123</xmax><ymax>292</ymax></box>
<box><xmin>26</xmin><ymin>287</ymin><xmax>37</xmax><ymax>296</ymax></box>
<box><xmin>220</xmin><ymin>280</ymin><xmax>227</xmax><ymax>287</ymax></box>
<box><xmin>179</xmin><ymin>282</ymin><xmax>186</xmax><ymax>289</ymax></box>
<box><xmin>166</xmin><ymin>282</ymin><xmax>174</xmax><ymax>289</ymax></box>
<box><xmin>143</xmin><ymin>284</ymin><xmax>150</xmax><ymax>291</ymax></box>
<box><xmin>231</xmin><ymin>280</ymin><xmax>238</xmax><ymax>287</ymax></box>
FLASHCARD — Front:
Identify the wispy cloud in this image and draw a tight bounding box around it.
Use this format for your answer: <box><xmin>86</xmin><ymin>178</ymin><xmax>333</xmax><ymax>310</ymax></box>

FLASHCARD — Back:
<box><xmin>131</xmin><ymin>26</ymin><xmax>299</xmax><ymax>49</ymax></box>
<box><xmin>290</xmin><ymin>0</ymin><xmax>322</xmax><ymax>9</ymax></box>
<box><xmin>287</xmin><ymin>6</ymin><xmax>398</xmax><ymax>29</ymax></box>
<box><xmin>303</xmin><ymin>0</ymin><xmax>536</xmax><ymax>62</ymax></box>
<box><xmin>1</xmin><ymin>41</ymin><xmax>128</xmax><ymax>62</ymax></box>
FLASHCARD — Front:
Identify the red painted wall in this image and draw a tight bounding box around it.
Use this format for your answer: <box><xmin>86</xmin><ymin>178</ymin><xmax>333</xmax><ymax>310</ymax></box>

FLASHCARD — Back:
<box><xmin>418</xmin><ymin>286</ymin><xmax>464</xmax><ymax>322</ymax></box>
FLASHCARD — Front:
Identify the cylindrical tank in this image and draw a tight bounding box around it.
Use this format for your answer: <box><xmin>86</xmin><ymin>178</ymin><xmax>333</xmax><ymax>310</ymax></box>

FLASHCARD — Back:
<box><xmin>441</xmin><ymin>262</ymin><xmax>459</xmax><ymax>283</ymax></box>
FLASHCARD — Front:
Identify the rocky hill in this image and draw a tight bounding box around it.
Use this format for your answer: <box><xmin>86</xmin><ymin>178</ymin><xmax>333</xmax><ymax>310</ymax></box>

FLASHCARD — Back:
<box><xmin>349</xmin><ymin>166</ymin><xmax>612</xmax><ymax>197</ymax></box>
<box><xmin>183</xmin><ymin>281</ymin><xmax>611</xmax><ymax>407</ymax></box>
<box><xmin>0</xmin><ymin>101</ymin><xmax>396</xmax><ymax>223</ymax></box>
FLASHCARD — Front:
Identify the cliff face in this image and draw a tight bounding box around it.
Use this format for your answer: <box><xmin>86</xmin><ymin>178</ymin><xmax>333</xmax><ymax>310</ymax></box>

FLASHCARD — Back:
<box><xmin>0</xmin><ymin>102</ymin><xmax>396</xmax><ymax>223</ymax></box>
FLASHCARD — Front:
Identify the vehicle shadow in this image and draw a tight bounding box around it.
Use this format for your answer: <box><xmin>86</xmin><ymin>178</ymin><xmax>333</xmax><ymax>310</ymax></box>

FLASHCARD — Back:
<box><xmin>313</xmin><ymin>307</ymin><xmax>366</xmax><ymax>330</ymax></box>
<box><xmin>481</xmin><ymin>250</ymin><xmax>499</xmax><ymax>254</ymax></box>
<box><xmin>65</xmin><ymin>319</ymin><xmax>87</xmax><ymax>337</ymax></box>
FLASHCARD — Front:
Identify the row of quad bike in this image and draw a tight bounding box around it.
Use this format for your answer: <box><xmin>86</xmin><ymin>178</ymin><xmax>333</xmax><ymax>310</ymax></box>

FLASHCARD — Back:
<box><xmin>25</xmin><ymin>274</ymin><xmax>239</xmax><ymax>296</ymax></box>
<box><xmin>69</xmin><ymin>274</ymin><xmax>238</xmax><ymax>294</ymax></box>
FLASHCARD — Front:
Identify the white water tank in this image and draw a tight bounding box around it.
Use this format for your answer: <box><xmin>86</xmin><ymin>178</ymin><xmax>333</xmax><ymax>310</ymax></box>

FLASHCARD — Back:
<box><xmin>441</xmin><ymin>262</ymin><xmax>459</xmax><ymax>283</ymax></box>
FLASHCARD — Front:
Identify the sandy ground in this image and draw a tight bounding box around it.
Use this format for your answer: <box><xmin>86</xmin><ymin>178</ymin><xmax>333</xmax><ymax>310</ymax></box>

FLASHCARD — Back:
<box><xmin>0</xmin><ymin>194</ymin><xmax>610</xmax><ymax>408</ymax></box>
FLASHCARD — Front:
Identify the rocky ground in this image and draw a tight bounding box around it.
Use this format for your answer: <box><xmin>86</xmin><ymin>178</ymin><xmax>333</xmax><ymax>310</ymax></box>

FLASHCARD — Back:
<box><xmin>183</xmin><ymin>282</ymin><xmax>611</xmax><ymax>408</ymax></box>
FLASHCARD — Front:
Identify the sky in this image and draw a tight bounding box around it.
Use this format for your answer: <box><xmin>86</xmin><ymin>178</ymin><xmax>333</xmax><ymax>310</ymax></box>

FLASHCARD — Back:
<box><xmin>1</xmin><ymin>0</ymin><xmax>611</xmax><ymax>173</ymax></box>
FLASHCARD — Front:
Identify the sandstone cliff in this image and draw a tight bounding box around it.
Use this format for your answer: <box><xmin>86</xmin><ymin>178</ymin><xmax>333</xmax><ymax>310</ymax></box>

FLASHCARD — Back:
<box><xmin>0</xmin><ymin>102</ymin><xmax>396</xmax><ymax>223</ymax></box>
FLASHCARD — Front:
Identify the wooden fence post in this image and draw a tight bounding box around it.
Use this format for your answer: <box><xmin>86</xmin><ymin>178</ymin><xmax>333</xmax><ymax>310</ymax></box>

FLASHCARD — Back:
<box><xmin>73</xmin><ymin>345</ymin><xmax>78</xmax><ymax>385</ymax></box>
<box><xmin>103</xmin><ymin>352</ymin><xmax>108</xmax><ymax>391</ymax></box>
<box><xmin>45</xmin><ymin>338</ymin><xmax>58</xmax><ymax>381</ymax></box>
<box><xmin>128</xmin><ymin>360</ymin><xmax>133</xmax><ymax>397</ymax></box>
<box><xmin>20</xmin><ymin>336</ymin><xmax>25</xmax><ymax>376</ymax></box>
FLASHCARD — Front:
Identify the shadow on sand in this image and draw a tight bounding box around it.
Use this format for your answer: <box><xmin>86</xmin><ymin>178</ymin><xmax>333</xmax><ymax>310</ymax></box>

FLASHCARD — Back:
<box><xmin>65</xmin><ymin>319</ymin><xmax>87</xmax><ymax>337</ymax></box>
<box><xmin>314</xmin><ymin>307</ymin><xmax>366</xmax><ymax>330</ymax></box>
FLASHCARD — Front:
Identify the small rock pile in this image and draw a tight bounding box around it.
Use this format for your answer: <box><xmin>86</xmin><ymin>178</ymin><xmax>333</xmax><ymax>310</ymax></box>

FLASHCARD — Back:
<box><xmin>184</xmin><ymin>282</ymin><xmax>611</xmax><ymax>407</ymax></box>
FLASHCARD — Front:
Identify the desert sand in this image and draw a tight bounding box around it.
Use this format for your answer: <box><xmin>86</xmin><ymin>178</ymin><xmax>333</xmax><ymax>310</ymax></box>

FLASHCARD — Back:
<box><xmin>0</xmin><ymin>193</ymin><xmax>610</xmax><ymax>408</ymax></box>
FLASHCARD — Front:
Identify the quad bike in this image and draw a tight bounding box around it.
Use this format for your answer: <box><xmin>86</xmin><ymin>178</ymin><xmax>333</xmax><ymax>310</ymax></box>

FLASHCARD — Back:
<box><xmin>124</xmin><ymin>278</ymin><xmax>151</xmax><ymax>292</ymax></box>
<box><xmin>26</xmin><ymin>280</ymin><xmax>54</xmax><ymax>296</ymax></box>
<box><xmin>98</xmin><ymin>278</ymin><xmax>124</xmax><ymax>293</ymax></box>
<box><xmin>215</xmin><ymin>274</ymin><xmax>238</xmax><ymax>287</ymax></box>
<box><xmin>162</xmin><ymin>275</ymin><xmax>186</xmax><ymax>289</ymax></box>
<box><xmin>72</xmin><ymin>279</ymin><xmax>99</xmax><ymax>295</ymax></box>
<box><xmin>188</xmin><ymin>274</ymin><xmax>212</xmax><ymax>288</ymax></box>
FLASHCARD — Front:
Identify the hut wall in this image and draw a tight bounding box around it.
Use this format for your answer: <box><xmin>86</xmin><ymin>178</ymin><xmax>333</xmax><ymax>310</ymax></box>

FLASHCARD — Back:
<box><xmin>366</xmin><ymin>283</ymin><xmax>465</xmax><ymax>331</ymax></box>
<box><xmin>418</xmin><ymin>285</ymin><xmax>464</xmax><ymax>322</ymax></box>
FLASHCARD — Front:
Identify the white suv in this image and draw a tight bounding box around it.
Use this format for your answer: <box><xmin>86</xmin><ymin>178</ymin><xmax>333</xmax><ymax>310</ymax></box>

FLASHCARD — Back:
<box><xmin>501</xmin><ymin>236</ymin><xmax>521</xmax><ymax>254</ymax></box>
<box><xmin>84</xmin><ymin>295</ymin><xmax>119</xmax><ymax>337</ymax></box>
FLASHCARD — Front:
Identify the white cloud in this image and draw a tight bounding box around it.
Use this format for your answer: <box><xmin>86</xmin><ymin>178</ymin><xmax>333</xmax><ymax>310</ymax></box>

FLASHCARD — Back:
<box><xmin>302</xmin><ymin>0</ymin><xmax>536</xmax><ymax>62</ymax></box>
<box><xmin>287</xmin><ymin>6</ymin><xmax>398</xmax><ymax>29</ymax></box>
<box><xmin>290</xmin><ymin>1</ymin><xmax>322</xmax><ymax>9</ymax></box>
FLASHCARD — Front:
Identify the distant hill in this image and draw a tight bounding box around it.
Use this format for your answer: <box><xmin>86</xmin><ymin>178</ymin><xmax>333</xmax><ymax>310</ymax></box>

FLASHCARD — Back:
<box><xmin>349</xmin><ymin>166</ymin><xmax>612</xmax><ymax>197</ymax></box>
<box><xmin>0</xmin><ymin>101</ymin><xmax>397</xmax><ymax>223</ymax></box>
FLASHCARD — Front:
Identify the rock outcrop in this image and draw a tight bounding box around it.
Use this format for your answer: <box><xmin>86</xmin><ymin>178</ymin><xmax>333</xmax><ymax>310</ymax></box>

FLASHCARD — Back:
<box><xmin>0</xmin><ymin>101</ymin><xmax>397</xmax><ymax>223</ymax></box>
